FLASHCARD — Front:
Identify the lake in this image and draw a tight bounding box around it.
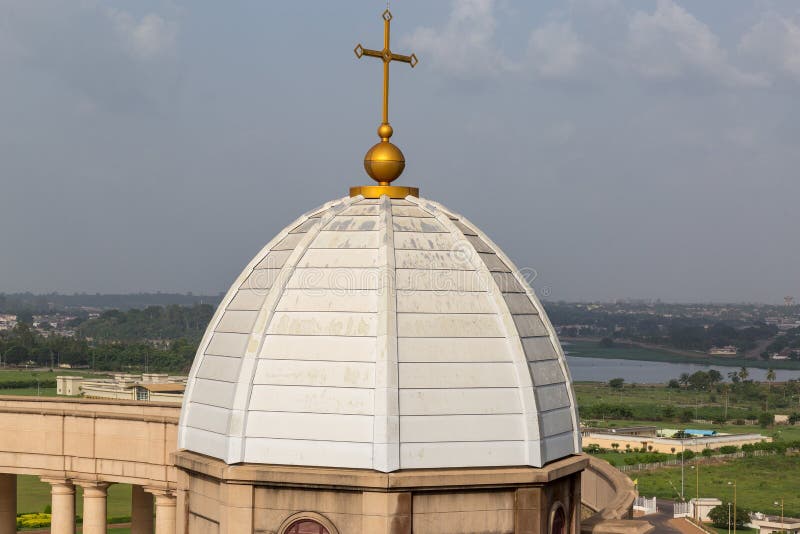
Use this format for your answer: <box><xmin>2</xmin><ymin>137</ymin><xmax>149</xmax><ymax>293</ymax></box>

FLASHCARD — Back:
<box><xmin>566</xmin><ymin>356</ymin><xmax>800</xmax><ymax>383</ymax></box>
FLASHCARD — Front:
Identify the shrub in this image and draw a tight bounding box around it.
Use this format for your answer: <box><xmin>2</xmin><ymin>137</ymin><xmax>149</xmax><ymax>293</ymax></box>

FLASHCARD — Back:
<box><xmin>708</xmin><ymin>504</ymin><xmax>750</xmax><ymax>529</ymax></box>
<box><xmin>16</xmin><ymin>513</ymin><xmax>51</xmax><ymax>529</ymax></box>
<box><xmin>718</xmin><ymin>445</ymin><xmax>738</xmax><ymax>454</ymax></box>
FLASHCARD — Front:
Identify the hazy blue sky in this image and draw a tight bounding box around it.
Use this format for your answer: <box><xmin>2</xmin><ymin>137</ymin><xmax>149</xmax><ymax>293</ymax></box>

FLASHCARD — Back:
<box><xmin>1</xmin><ymin>0</ymin><xmax>799</xmax><ymax>303</ymax></box>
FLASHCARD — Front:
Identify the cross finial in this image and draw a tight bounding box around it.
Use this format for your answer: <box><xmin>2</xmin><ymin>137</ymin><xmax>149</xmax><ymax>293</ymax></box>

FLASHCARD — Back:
<box><xmin>352</xmin><ymin>9</ymin><xmax>419</xmax><ymax>192</ymax></box>
<box><xmin>355</xmin><ymin>9</ymin><xmax>418</xmax><ymax>131</ymax></box>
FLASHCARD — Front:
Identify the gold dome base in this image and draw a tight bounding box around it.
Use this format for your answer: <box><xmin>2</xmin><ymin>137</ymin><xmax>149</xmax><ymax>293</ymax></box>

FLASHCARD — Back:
<box><xmin>349</xmin><ymin>185</ymin><xmax>419</xmax><ymax>199</ymax></box>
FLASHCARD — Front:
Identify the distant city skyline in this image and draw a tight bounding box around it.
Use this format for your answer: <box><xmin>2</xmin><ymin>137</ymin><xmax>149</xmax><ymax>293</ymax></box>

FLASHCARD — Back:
<box><xmin>1</xmin><ymin>1</ymin><xmax>799</xmax><ymax>303</ymax></box>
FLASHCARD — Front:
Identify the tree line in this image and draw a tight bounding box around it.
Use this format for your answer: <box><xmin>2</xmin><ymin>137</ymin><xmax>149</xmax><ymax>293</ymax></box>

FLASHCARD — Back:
<box><xmin>0</xmin><ymin>305</ymin><xmax>214</xmax><ymax>372</ymax></box>
<box><xmin>548</xmin><ymin>302</ymin><xmax>779</xmax><ymax>353</ymax></box>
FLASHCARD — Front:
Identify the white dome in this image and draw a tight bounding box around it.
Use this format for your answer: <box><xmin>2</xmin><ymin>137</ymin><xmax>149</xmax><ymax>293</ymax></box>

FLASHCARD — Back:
<box><xmin>178</xmin><ymin>195</ymin><xmax>580</xmax><ymax>472</ymax></box>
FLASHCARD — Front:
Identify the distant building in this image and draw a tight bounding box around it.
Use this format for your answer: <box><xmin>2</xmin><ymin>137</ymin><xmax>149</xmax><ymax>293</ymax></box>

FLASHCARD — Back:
<box><xmin>583</xmin><ymin>429</ymin><xmax>769</xmax><ymax>453</ymax></box>
<box><xmin>56</xmin><ymin>376</ymin><xmax>83</xmax><ymax>396</ymax></box>
<box><xmin>774</xmin><ymin>414</ymin><xmax>790</xmax><ymax>425</ymax></box>
<box><xmin>708</xmin><ymin>345</ymin><xmax>738</xmax><ymax>356</ymax></box>
<box><xmin>750</xmin><ymin>514</ymin><xmax>800</xmax><ymax>534</ymax></box>
<box><xmin>581</xmin><ymin>426</ymin><xmax>658</xmax><ymax>438</ymax></box>
<box><xmin>56</xmin><ymin>373</ymin><xmax>186</xmax><ymax>403</ymax></box>
<box><xmin>0</xmin><ymin>314</ymin><xmax>16</xmax><ymax>331</ymax></box>
<box><xmin>682</xmin><ymin>429</ymin><xmax>717</xmax><ymax>437</ymax></box>
<box><xmin>689</xmin><ymin>498</ymin><xmax>722</xmax><ymax>522</ymax></box>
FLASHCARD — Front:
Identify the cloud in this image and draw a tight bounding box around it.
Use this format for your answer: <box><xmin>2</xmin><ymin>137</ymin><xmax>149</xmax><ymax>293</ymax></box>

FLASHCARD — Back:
<box><xmin>526</xmin><ymin>21</ymin><xmax>585</xmax><ymax>79</ymax></box>
<box><xmin>108</xmin><ymin>9</ymin><xmax>178</xmax><ymax>61</ymax></box>
<box><xmin>0</xmin><ymin>2</ymin><xmax>180</xmax><ymax>114</ymax></box>
<box><xmin>406</xmin><ymin>0</ymin><xmax>770</xmax><ymax>88</ymax></box>
<box><xmin>739</xmin><ymin>11</ymin><xmax>800</xmax><ymax>83</ymax></box>
<box><xmin>626</xmin><ymin>0</ymin><xmax>767</xmax><ymax>88</ymax></box>
<box><xmin>405</xmin><ymin>0</ymin><xmax>511</xmax><ymax>79</ymax></box>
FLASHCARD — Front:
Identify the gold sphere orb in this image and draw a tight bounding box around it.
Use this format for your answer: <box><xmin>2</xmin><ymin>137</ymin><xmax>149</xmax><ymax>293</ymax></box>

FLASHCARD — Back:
<box><xmin>364</xmin><ymin>140</ymin><xmax>405</xmax><ymax>184</ymax></box>
<box><xmin>377</xmin><ymin>123</ymin><xmax>394</xmax><ymax>140</ymax></box>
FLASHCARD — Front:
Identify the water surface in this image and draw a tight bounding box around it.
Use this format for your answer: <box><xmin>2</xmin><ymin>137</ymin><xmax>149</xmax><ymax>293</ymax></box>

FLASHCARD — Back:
<box><xmin>566</xmin><ymin>356</ymin><xmax>800</xmax><ymax>383</ymax></box>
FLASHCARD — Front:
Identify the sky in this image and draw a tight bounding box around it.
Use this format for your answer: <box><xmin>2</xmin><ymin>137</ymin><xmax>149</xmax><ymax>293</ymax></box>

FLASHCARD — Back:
<box><xmin>1</xmin><ymin>0</ymin><xmax>799</xmax><ymax>303</ymax></box>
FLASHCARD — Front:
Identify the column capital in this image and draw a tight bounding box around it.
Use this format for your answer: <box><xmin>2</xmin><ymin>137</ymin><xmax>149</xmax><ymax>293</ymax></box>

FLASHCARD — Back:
<box><xmin>73</xmin><ymin>480</ymin><xmax>110</xmax><ymax>498</ymax></box>
<box><xmin>41</xmin><ymin>478</ymin><xmax>76</xmax><ymax>495</ymax></box>
<box><xmin>144</xmin><ymin>487</ymin><xmax>176</xmax><ymax>499</ymax></box>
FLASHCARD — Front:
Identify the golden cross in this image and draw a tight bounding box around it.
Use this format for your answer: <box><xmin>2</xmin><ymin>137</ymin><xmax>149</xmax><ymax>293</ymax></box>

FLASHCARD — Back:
<box><xmin>355</xmin><ymin>9</ymin><xmax>418</xmax><ymax>130</ymax></box>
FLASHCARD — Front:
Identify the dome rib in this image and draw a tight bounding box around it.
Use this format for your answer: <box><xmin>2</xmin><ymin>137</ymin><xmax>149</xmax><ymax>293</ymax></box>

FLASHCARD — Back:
<box><xmin>373</xmin><ymin>195</ymin><xmax>400</xmax><ymax>472</ymax></box>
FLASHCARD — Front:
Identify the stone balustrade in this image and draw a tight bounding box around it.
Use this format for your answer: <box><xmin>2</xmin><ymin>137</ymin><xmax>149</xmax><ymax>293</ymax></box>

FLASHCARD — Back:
<box><xmin>580</xmin><ymin>456</ymin><xmax>654</xmax><ymax>534</ymax></box>
<box><xmin>0</xmin><ymin>395</ymin><xmax>651</xmax><ymax>534</ymax></box>
<box><xmin>0</xmin><ymin>396</ymin><xmax>179</xmax><ymax>534</ymax></box>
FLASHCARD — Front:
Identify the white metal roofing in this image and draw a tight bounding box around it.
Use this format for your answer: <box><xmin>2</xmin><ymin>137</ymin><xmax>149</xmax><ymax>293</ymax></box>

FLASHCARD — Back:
<box><xmin>177</xmin><ymin>195</ymin><xmax>580</xmax><ymax>471</ymax></box>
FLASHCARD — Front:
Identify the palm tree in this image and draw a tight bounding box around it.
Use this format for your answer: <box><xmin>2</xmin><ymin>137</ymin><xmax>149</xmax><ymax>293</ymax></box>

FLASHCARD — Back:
<box><xmin>767</xmin><ymin>368</ymin><xmax>776</xmax><ymax>390</ymax></box>
<box><xmin>764</xmin><ymin>368</ymin><xmax>777</xmax><ymax>412</ymax></box>
<box><xmin>739</xmin><ymin>366</ymin><xmax>749</xmax><ymax>382</ymax></box>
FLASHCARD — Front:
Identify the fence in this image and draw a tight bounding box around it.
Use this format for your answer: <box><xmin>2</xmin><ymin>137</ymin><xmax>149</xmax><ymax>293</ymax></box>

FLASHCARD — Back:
<box><xmin>617</xmin><ymin>449</ymin><xmax>775</xmax><ymax>472</ymax></box>
<box><xmin>674</xmin><ymin>501</ymin><xmax>692</xmax><ymax>518</ymax></box>
<box><xmin>634</xmin><ymin>496</ymin><xmax>657</xmax><ymax>515</ymax></box>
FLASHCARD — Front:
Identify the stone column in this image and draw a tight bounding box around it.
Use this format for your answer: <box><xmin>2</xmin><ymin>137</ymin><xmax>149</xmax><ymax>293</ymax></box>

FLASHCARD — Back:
<box><xmin>146</xmin><ymin>489</ymin><xmax>176</xmax><ymax>534</ymax></box>
<box><xmin>0</xmin><ymin>474</ymin><xmax>16</xmax><ymax>534</ymax></box>
<box><xmin>42</xmin><ymin>478</ymin><xmax>76</xmax><ymax>534</ymax></box>
<box><xmin>76</xmin><ymin>481</ymin><xmax>109</xmax><ymax>534</ymax></box>
<box><xmin>131</xmin><ymin>485</ymin><xmax>154</xmax><ymax>534</ymax></box>
<box><xmin>175</xmin><ymin>488</ymin><xmax>188</xmax><ymax>534</ymax></box>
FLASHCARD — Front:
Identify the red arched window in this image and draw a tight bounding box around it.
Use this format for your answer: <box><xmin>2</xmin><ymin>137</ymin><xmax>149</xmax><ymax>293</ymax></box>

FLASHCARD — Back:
<box><xmin>551</xmin><ymin>505</ymin><xmax>566</xmax><ymax>534</ymax></box>
<box><xmin>285</xmin><ymin>520</ymin><xmax>330</xmax><ymax>534</ymax></box>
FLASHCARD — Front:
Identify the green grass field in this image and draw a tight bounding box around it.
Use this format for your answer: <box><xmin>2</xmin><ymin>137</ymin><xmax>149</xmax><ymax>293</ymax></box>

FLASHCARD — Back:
<box><xmin>0</xmin><ymin>369</ymin><xmax>109</xmax><ymax>397</ymax></box>
<box><xmin>633</xmin><ymin>455</ymin><xmax>800</xmax><ymax>518</ymax></box>
<box><xmin>17</xmin><ymin>475</ymin><xmax>132</xmax><ymax>518</ymax></box>
<box><xmin>0</xmin><ymin>370</ymin><xmax>100</xmax><ymax>383</ymax></box>
<box><xmin>23</xmin><ymin>528</ymin><xmax>132</xmax><ymax>533</ymax></box>
<box><xmin>0</xmin><ymin>387</ymin><xmax>57</xmax><ymax>397</ymax></box>
<box><xmin>574</xmin><ymin>381</ymin><xmax>800</xmax><ymax>432</ymax></box>
<box><xmin>575</xmin><ymin>382</ymin><xmax>723</xmax><ymax>410</ymax></box>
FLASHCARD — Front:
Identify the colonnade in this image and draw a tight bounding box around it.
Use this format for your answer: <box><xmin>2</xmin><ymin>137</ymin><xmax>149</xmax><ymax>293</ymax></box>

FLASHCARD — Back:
<box><xmin>0</xmin><ymin>473</ymin><xmax>176</xmax><ymax>534</ymax></box>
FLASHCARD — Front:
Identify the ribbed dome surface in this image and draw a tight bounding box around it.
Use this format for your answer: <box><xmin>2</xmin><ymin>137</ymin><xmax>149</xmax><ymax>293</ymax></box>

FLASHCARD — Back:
<box><xmin>178</xmin><ymin>195</ymin><xmax>580</xmax><ymax>472</ymax></box>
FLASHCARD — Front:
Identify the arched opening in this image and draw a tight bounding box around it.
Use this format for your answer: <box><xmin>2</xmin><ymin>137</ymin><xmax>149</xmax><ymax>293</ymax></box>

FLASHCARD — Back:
<box><xmin>284</xmin><ymin>519</ymin><xmax>330</xmax><ymax>534</ymax></box>
<box><xmin>551</xmin><ymin>504</ymin><xmax>566</xmax><ymax>534</ymax></box>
